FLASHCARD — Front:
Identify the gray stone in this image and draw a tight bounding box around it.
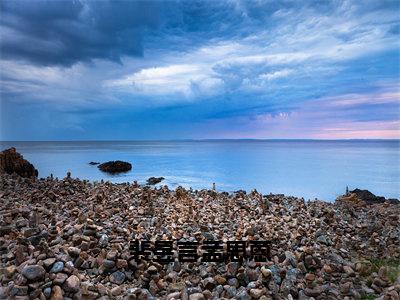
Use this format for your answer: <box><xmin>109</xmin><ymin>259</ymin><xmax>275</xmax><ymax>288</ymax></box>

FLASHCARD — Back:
<box><xmin>99</xmin><ymin>234</ymin><xmax>109</xmax><ymax>247</ymax></box>
<box><xmin>166</xmin><ymin>292</ymin><xmax>181</xmax><ymax>300</ymax></box>
<box><xmin>269</xmin><ymin>265</ymin><xmax>281</xmax><ymax>285</ymax></box>
<box><xmin>226</xmin><ymin>262</ymin><xmax>239</xmax><ymax>276</ymax></box>
<box><xmin>202</xmin><ymin>277</ymin><xmax>215</xmax><ymax>291</ymax></box>
<box><xmin>21</xmin><ymin>265</ymin><xmax>46</xmax><ymax>281</ymax></box>
<box><xmin>43</xmin><ymin>258</ymin><xmax>56</xmax><ymax>268</ymax></box>
<box><xmin>43</xmin><ymin>287</ymin><xmax>51</xmax><ymax>298</ymax></box>
<box><xmin>110</xmin><ymin>271</ymin><xmax>125</xmax><ymax>284</ymax></box>
<box><xmin>225</xmin><ymin>286</ymin><xmax>237</xmax><ymax>298</ymax></box>
<box><xmin>236</xmin><ymin>287</ymin><xmax>250</xmax><ymax>300</ymax></box>
<box><xmin>49</xmin><ymin>261</ymin><xmax>64</xmax><ymax>273</ymax></box>
<box><xmin>10</xmin><ymin>285</ymin><xmax>28</xmax><ymax>296</ymax></box>
<box><xmin>147</xmin><ymin>265</ymin><xmax>158</xmax><ymax>274</ymax></box>
<box><xmin>304</xmin><ymin>287</ymin><xmax>323</xmax><ymax>297</ymax></box>
<box><xmin>102</xmin><ymin>259</ymin><xmax>115</xmax><ymax>270</ymax></box>
<box><xmin>227</xmin><ymin>278</ymin><xmax>239</xmax><ymax>287</ymax></box>
<box><xmin>316</xmin><ymin>235</ymin><xmax>329</xmax><ymax>245</ymax></box>
<box><xmin>189</xmin><ymin>293</ymin><xmax>205</xmax><ymax>300</ymax></box>
<box><xmin>202</xmin><ymin>232</ymin><xmax>216</xmax><ymax>240</ymax></box>
<box><xmin>67</xmin><ymin>246</ymin><xmax>81</xmax><ymax>257</ymax></box>
<box><xmin>53</xmin><ymin>272</ymin><xmax>68</xmax><ymax>285</ymax></box>
<box><xmin>63</xmin><ymin>275</ymin><xmax>80</xmax><ymax>293</ymax></box>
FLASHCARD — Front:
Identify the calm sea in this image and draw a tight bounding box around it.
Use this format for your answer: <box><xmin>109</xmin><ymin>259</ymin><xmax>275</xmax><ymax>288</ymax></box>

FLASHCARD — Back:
<box><xmin>1</xmin><ymin>140</ymin><xmax>399</xmax><ymax>201</ymax></box>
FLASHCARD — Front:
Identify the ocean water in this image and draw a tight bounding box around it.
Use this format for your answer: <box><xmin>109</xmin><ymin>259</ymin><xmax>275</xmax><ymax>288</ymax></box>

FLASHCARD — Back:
<box><xmin>1</xmin><ymin>140</ymin><xmax>399</xmax><ymax>201</ymax></box>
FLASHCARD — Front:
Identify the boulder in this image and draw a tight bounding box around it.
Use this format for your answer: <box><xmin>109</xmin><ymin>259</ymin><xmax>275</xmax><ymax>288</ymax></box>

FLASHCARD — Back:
<box><xmin>147</xmin><ymin>176</ymin><xmax>165</xmax><ymax>185</ymax></box>
<box><xmin>0</xmin><ymin>147</ymin><xmax>38</xmax><ymax>177</ymax></box>
<box><xmin>88</xmin><ymin>161</ymin><xmax>100</xmax><ymax>165</ymax></box>
<box><xmin>98</xmin><ymin>160</ymin><xmax>132</xmax><ymax>173</ymax></box>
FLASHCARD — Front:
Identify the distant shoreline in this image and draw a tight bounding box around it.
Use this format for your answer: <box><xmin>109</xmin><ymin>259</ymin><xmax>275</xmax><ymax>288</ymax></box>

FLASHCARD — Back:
<box><xmin>1</xmin><ymin>138</ymin><xmax>400</xmax><ymax>143</ymax></box>
<box><xmin>1</xmin><ymin>141</ymin><xmax>399</xmax><ymax>201</ymax></box>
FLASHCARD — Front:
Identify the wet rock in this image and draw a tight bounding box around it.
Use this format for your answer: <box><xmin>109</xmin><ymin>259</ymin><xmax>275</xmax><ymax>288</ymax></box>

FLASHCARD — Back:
<box><xmin>147</xmin><ymin>177</ymin><xmax>165</xmax><ymax>185</ymax></box>
<box><xmin>98</xmin><ymin>161</ymin><xmax>132</xmax><ymax>173</ymax></box>
<box><xmin>89</xmin><ymin>162</ymin><xmax>100</xmax><ymax>165</ymax></box>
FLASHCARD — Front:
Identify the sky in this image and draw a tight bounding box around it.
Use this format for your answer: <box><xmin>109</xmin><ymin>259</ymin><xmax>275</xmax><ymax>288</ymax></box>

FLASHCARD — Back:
<box><xmin>0</xmin><ymin>0</ymin><xmax>399</xmax><ymax>140</ymax></box>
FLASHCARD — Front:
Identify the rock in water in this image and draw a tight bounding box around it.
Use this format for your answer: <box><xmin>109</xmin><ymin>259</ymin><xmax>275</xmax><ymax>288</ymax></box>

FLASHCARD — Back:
<box><xmin>147</xmin><ymin>176</ymin><xmax>165</xmax><ymax>185</ymax></box>
<box><xmin>88</xmin><ymin>161</ymin><xmax>100</xmax><ymax>165</ymax></box>
<box><xmin>98</xmin><ymin>160</ymin><xmax>132</xmax><ymax>173</ymax></box>
<box><xmin>0</xmin><ymin>147</ymin><xmax>38</xmax><ymax>177</ymax></box>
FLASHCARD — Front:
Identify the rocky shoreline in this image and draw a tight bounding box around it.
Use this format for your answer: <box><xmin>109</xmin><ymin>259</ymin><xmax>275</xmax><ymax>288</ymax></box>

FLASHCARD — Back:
<box><xmin>0</xmin><ymin>172</ymin><xmax>399</xmax><ymax>300</ymax></box>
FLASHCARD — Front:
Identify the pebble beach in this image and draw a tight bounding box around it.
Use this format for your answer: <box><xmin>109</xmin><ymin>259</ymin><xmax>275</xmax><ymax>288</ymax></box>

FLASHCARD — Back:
<box><xmin>1</xmin><ymin>172</ymin><xmax>399</xmax><ymax>300</ymax></box>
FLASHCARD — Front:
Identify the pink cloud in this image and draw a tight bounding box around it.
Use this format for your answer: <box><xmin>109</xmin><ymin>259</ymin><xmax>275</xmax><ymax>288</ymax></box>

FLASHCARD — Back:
<box><xmin>196</xmin><ymin>85</ymin><xmax>400</xmax><ymax>139</ymax></box>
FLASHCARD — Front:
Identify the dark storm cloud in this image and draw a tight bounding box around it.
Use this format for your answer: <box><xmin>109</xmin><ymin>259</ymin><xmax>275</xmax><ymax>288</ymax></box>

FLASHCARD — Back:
<box><xmin>0</xmin><ymin>0</ymin><xmax>296</xmax><ymax>66</ymax></box>
<box><xmin>0</xmin><ymin>0</ymin><xmax>162</xmax><ymax>66</ymax></box>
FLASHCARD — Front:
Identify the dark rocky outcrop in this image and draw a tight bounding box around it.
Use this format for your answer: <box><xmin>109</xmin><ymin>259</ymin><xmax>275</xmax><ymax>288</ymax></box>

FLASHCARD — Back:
<box><xmin>89</xmin><ymin>162</ymin><xmax>100</xmax><ymax>165</ymax></box>
<box><xmin>350</xmin><ymin>188</ymin><xmax>387</xmax><ymax>204</ymax></box>
<box><xmin>146</xmin><ymin>176</ymin><xmax>164</xmax><ymax>185</ymax></box>
<box><xmin>0</xmin><ymin>147</ymin><xmax>38</xmax><ymax>177</ymax></box>
<box><xmin>98</xmin><ymin>161</ymin><xmax>132</xmax><ymax>173</ymax></box>
<box><xmin>336</xmin><ymin>188</ymin><xmax>398</xmax><ymax>206</ymax></box>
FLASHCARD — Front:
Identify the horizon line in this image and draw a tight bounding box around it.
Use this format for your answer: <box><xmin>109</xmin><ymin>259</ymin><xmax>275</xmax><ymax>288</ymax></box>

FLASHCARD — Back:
<box><xmin>1</xmin><ymin>138</ymin><xmax>399</xmax><ymax>143</ymax></box>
